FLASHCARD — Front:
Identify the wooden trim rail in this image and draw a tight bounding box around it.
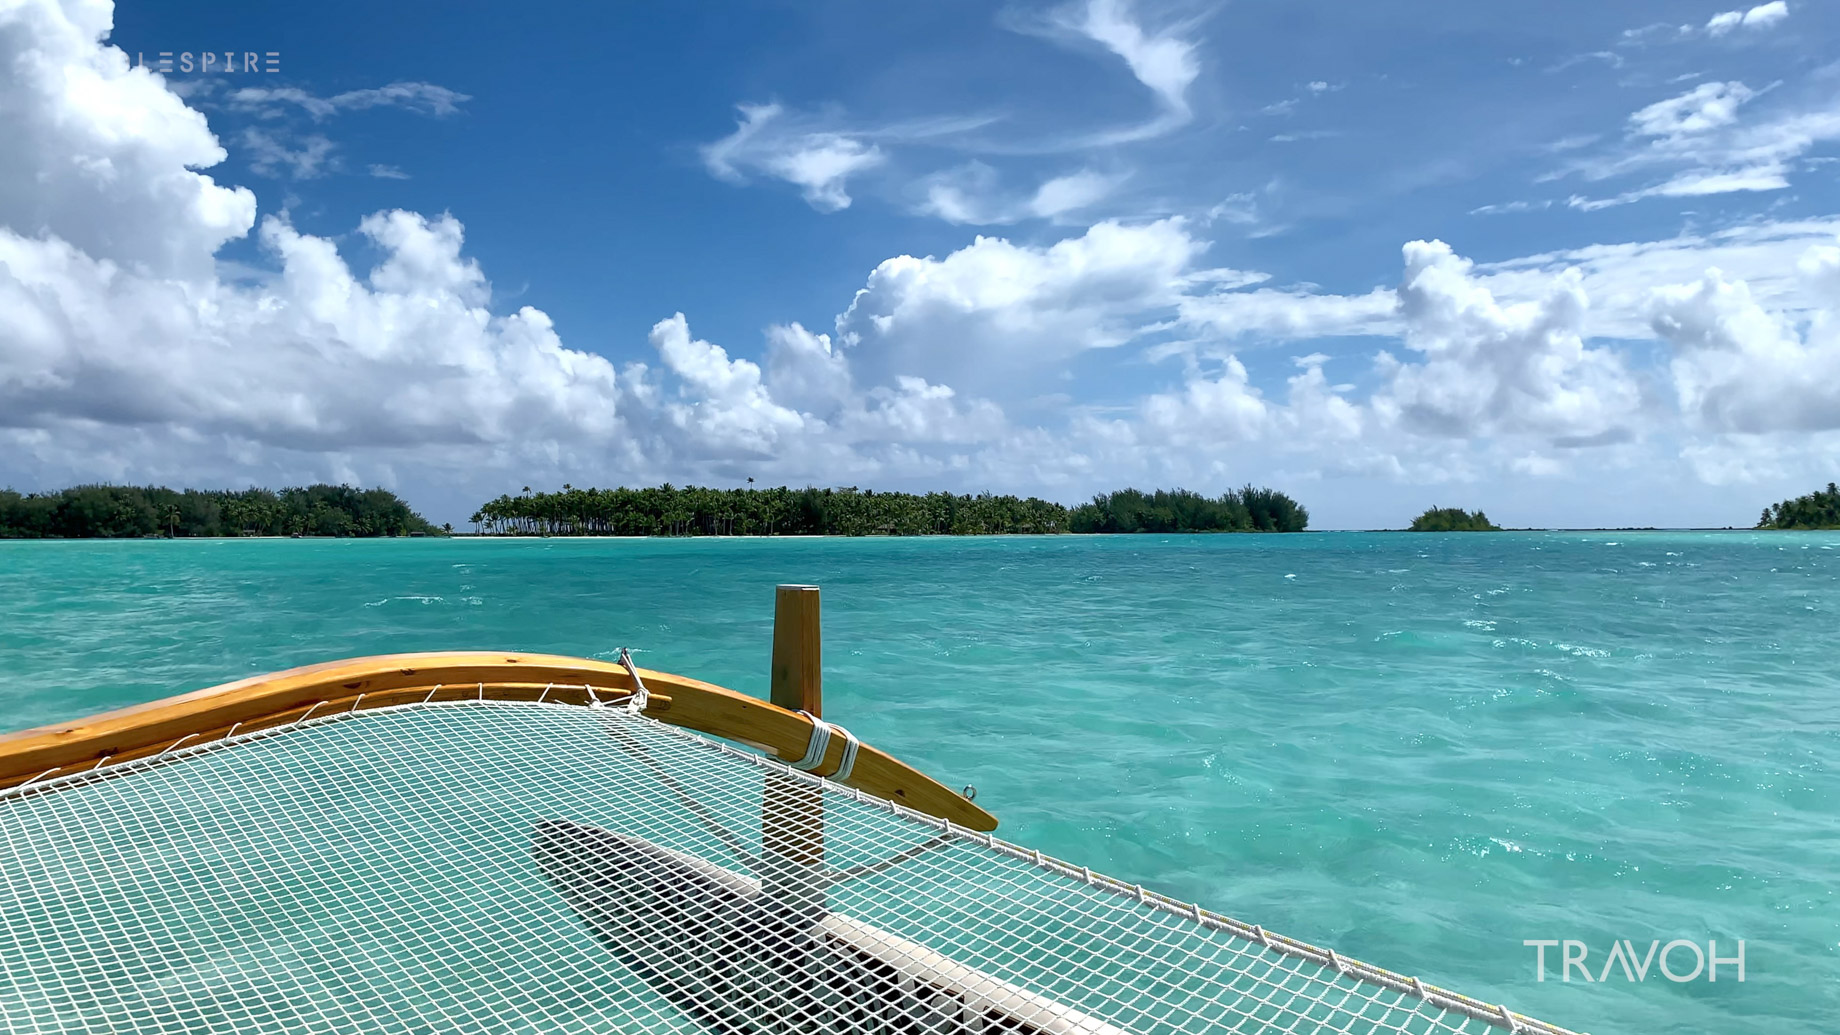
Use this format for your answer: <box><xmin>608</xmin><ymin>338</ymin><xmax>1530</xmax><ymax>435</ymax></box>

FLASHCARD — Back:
<box><xmin>0</xmin><ymin>652</ymin><xmax>998</xmax><ymax>831</ymax></box>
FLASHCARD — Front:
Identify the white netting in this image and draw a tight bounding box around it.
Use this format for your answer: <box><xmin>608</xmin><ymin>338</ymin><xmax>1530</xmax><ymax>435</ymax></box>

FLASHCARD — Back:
<box><xmin>0</xmin><ymin>702</ymin><xmax>1570</xmax><ymax>1035</ymax></box>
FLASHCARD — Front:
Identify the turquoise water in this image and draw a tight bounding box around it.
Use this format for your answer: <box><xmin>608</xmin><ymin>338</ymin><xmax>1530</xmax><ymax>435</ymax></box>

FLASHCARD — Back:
<box><xmin>1</xmin><ymin>532</ymin><xmax>1835</xmax><ymax>1034</ymax></box>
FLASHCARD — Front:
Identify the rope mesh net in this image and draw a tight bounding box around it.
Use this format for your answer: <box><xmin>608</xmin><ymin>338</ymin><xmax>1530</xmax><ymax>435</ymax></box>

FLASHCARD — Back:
<box><xmin>0</xmin><ymin>701</ymin><xmax>1565</xmax><ymax>1035</ymax></box>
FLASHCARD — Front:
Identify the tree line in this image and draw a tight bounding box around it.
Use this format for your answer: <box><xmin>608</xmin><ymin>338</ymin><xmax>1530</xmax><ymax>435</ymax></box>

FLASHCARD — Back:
<box><xmin>469</xmin><ymin>483</ymin><xmax>1310</xmax><ymax>536</ymax></box>
<box><xmin>0</xmin><ymin>485</ymin><xmax>442</xmax><ymax>539</ymax></box>
<box><xmin>1065</xmin><ymin>487</ymin><xmax>1309</xmax><ymax>533</ymax></box>
<box><xmin>1758</xmin><ymin>483</ymin><xmax>1840</xmax><ymax>530</ymax></box>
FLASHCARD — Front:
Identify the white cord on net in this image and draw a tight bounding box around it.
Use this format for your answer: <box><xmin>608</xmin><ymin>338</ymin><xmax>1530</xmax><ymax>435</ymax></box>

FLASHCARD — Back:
<box><xmin>0</xmin><ymin>697</ymin><xmax>1581</xmax><ymax>1035</ymax></box>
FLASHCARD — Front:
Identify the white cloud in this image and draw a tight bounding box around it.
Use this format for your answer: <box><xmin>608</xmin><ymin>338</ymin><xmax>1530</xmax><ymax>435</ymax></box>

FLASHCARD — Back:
<box><xmin>1030</xmin><ymin>169</ymin><xmax>1119</xmax><ymax>218</ymax></box>
<box><xmin>0</xmin><ymin>0</ymin><xmax>255</xmax><ymax>279</ymax></box>
<box><xmin>1705</xmin><ymin>2</ymin><xmax>1789</xmax><ymax>37</ymax></box>
<box><xmin>1051</xmin><ymin>0</ymin><xmax>1200</xmax><ymax>143</ymax></box>
<box><xmin>1140</xmin><ymin>355</ymin><xmax>1272</xmax><ymax>444</ymax></box>
<box><xmin>0</xmin><ymin>0</ymin><xmax>1029</xmax><ymax>504</ymax></box>
<box><xmin>1470</xmin><ymin>199</ymin><xmax>1554</xmax><ymax>216</ymax></box>
<box><xmin>918</xmin><ymin>163</ymin><xmax>1122</xmax><ymax>224</ymax></box>
<box><xmin>834</xmin><ymin>217</ymin><xmax>1225</xmax><ymax>393</ymax></box>
<box><xmin>648</xmin><ymin>314</ymin><xmax>805</xmax><ymax>454</ymax></box>
<box><xmin>1565</xmin><ymin>165</ymin><xmax>1789</xmax><ymax>210</ymax></box>
<box><xmin>0</xmin><ymin>0</ymin><xmax>624</xmax><ymax>495</ymax></box>
<box><xmin>1705</xmin><ymin>12</ymin><xmax>1744</xmax><ymax>37</ymax></box>
<box><xmin>850</xmin><ymin>377</ymin><xmax>1008</xmax><ymax>445</ymax></box>
<box><xmin>764</xmin><ymin>322</ymin><xmax>854</xmax><ymax>416</ymax></box>
<box><xmin>918</xmin><ymin>165</ymin><xmax>1002</xmax><ymax>223</ymax></box>
<box><xmin>1560</xmin><ymin>78</ymin><xmax>1840</xmax><ymax>208</ymax></box>
<box><xmin>241</xmin><ymin>128</ymin><xmax>336</xmax><ymax>179</ymax></box>
<box><xmin>1068</xmin><ymin>0</ymin><xmax>1198</xmax><ymax>118</ymax></box>
<box><xmin>1204</xmin><ymin>193</ymin><xmax>1260</xmax><ymax>226</ymax></box>
<box><xmin>0</xmin><ymin>208</ymin><xmax>623</xmax><ymax>450</ymax></box>
<box><xmin>1472</xmin><ymin>218</ymin><xmax>1840</xmax><ymax>337</ymax></box>
<box><xmin>212</xmin><ymin>80</ymin><xmax>465</xmax><ymax>183</ymax></box>
<box><xmin>1178</xmin><ymin>286</ymin><xmax>1397</xmax><ymax>340</ymax></box>
<box><xmin>1372</xmin><ymin>241</ymin><xmax>1642</xmax><ymax>443</ymax></box>
<box><xmin>1649</xmin><ymin>244</ymin><xmax>1840</xmax><ymax>433</ymax></box>
<box><xmin>701</xmin><ymin>103</ymin><xmax>885</xmax><ymax>212</ymax></box>
<box><xmin>226</xmin><ymin>81</ymin><xmax>471</xmax><ymax>121</ymax></box>
<box><xmin>1629</xmin><ymin>81</ymin><xmax>1755</xmax><ymax>139</ymax></box>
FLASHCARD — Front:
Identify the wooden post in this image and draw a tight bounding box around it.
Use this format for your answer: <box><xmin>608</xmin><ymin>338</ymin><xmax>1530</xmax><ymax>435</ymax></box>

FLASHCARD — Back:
<box><xmin>770</xmin><ymin>585</ymin><xmax>823</xmax><ymax>720</ymax></box>
<box><xmin>762</xmin><ymin>585</ymin><xmax>825</xmax><ymax>915</ymax></box>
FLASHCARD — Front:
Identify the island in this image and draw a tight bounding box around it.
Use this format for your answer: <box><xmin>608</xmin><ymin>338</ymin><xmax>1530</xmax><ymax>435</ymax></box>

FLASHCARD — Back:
<box><xmin>1757</xmin><ymin>483</ymin><xmax>1840</xmax><ymax>529</ymax></box>
<box><xmin>468</xmin><ymin>484</ymin><xmax>1310</xmax><ymax>536</ymax></box>
<box><xmin>0</xmin><ymin>485</ymin><xmax>443</xmax><ymax>538</ymax></box>
<box><xmin>1407</xmin><ymin>507</ymin><xmax>1502</xmax><ymax>531</ymax></box>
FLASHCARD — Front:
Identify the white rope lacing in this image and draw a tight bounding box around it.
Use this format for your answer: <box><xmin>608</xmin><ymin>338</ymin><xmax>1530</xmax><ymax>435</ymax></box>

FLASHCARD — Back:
<box><xmin>0</xmin><ymin>699</ymin><xmax>1581</xmax><ymax>1035</ymax></box>
<box><xmin>792</xmin><ymin>710</ymin><xmax>860</xmax><ymax>783</ymax></box>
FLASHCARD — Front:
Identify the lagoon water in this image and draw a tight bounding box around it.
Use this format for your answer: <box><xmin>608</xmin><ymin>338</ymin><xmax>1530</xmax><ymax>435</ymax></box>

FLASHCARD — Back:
<box><xmin>1</xmin><ymin>532</ymin><xmax>1835</xmax><ymax>1034</ymax></box>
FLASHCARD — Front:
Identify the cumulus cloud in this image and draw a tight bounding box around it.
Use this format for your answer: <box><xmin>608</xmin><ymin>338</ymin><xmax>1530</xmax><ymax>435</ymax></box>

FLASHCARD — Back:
<box><xmin>1650</xmin><ymin>242</ymin><xmax>1840</xmax><ymax>433</ymax></box>
<box><xmin>0</xmin><ymin>0</ymin><xmax>1026</xmax><ymax>504</ymax></box>
<box><xmin>647</xmin><ymin>313</ymin><xmax>804</xmax><ymax>455</ymax></box>
<box><xmin>0</xmin><ymin>0</ymin><xmax>621</xmax><ymax>497</ymax></box>
<box><xmin>834</xmin><ymin>217</ymin><xmax>1243</xmax><ymax>393</ymax></box>
<box><xmin>1373</xmin><ymin>241</ymin><xmax>1641</xmax><ymax>443</ymax></box>
<box><xmin>0</xmin><ymin>0</ymin><xmax>255</xmax><ymax>279</ymax></box>
<box><xmin>1705</xmin><ymin>2</ymin><xmax>1789</xmax><ymax>37</ymax></box>
<box><xmin>1134</xmin><ymin>352</ymin><xmax>1365</xmax><ymax>457</ymax></box>
<box><xmin>0</xmin><ymin>208</ymin><xmax>623</xmax><ymax>450</ymax></box>
<box><xmin>764</xmin><ymin>322</ymin><xmax>854</xmax><ymax>416</ymax></box>
<box><xmin>701</xmin><ymin>103</ymin><xmax>886</xmax><ymax>212</ymax></box>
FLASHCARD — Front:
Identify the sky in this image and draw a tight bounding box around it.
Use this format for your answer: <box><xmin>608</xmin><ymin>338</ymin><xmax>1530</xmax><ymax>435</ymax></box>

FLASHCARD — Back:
<box><xmin>2</xmin><ymin>0</ymin><xmax>1840</xmax><ymax>529</ymax></box>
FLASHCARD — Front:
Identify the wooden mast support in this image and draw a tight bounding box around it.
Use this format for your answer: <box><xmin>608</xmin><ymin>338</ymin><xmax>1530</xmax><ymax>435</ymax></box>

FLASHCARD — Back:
<box><xmin>762</xmin><ymin>584</ymin><xmax>826</xmax><ymax>912</ymax></box>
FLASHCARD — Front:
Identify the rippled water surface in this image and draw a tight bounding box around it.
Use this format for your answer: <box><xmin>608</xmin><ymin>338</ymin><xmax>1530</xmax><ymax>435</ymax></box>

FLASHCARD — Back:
<box><xmin>2</xmin><ymin>532</ymin><xmax>1835</xmax><ymax>1033</ymax></box>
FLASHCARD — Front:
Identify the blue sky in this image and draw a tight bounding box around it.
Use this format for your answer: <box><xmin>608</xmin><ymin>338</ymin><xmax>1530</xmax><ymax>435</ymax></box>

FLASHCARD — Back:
<box><xmin>3</xmin><ymin>0</ymin><xmax>1840</xmax><ymax>527</ymax></box>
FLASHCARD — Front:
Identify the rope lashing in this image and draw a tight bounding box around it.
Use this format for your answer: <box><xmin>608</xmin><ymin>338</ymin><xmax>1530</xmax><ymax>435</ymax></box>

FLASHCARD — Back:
<box><xmin>792</xmin><ymin>709</ymin><xmax>860</xmax><ymax>782</ymax></box>
<box><xmin>616</xmin><ymin>648</ymin><xmax>650</xmax><ymax>713</ymax></box>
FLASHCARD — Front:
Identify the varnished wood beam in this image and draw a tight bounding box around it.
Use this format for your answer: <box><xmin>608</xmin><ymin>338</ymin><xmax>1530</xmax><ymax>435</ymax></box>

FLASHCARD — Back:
<box><xmin>0</xmin><ymin>651</ymin><xmax>997</xmax><ymax>831</ymax></box>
